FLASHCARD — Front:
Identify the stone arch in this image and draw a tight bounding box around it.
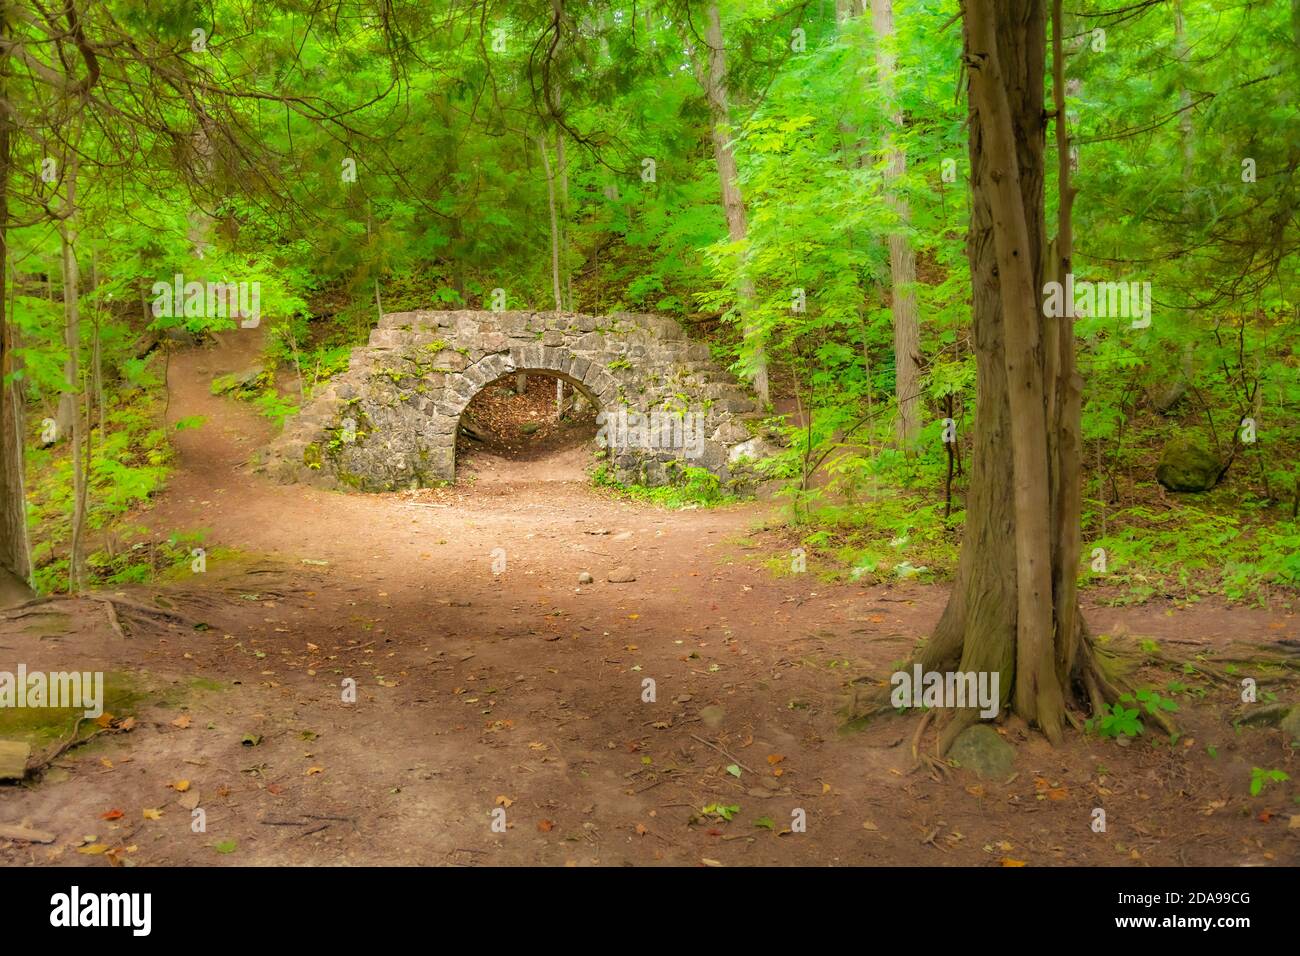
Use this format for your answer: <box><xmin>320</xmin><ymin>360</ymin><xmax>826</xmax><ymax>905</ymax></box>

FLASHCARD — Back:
<box><xmin>436</xmin><ymin>347</ymin><xmax>621</xmax><ymax>481</ymax></box>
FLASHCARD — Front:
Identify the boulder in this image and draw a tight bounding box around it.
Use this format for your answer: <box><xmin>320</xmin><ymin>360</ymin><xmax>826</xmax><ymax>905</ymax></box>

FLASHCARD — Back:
<box><xmin>948</xmin><ymin>724</ymin><xmax>1016</xmax><ymax>779</ymax></box>
<box><xmin>1280</xmin><ymin>706</ymin><xmax>1300</xmax><ymax>747</ymax></box>
<box><xmin>1155</xmin><ymin>436</ymin><xmax>1226</xmax><ymax>492</ymax></box>
<box><xmin>727</xmin><ymin>436</ymin><xmax>778</xmax><ymax>465</ymax></box>
<box><xmin>211</xmin><ymin>367</ymin><xmax>264</xmax><ymax>395</ymax></box>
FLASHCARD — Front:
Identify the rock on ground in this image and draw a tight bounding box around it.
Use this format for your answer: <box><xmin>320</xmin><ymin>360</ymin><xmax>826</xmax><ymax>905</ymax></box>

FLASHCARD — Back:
<box><xmin>948</xmin><ymin>724</ymin><xmax>1016</xmax><ymax>779</ymax></box>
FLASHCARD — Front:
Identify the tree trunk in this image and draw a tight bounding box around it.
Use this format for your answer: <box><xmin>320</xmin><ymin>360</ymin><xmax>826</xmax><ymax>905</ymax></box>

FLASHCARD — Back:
<box><xmin>0</xmin><ymin>20</ymin><xmax>33</xmax><ymax>604</ymax></box>
<box><xmin>869</xmin><ymin>0</ymin><xmax>922</xmax><ymax>450</ymax></box>
<box><xmin>907</xmin><ymin>0</ymin><xmax>1090</xmax><ymax>749</ymax></box>
<box><xmin>91</xmin><ymin>252</ymin><xmax>104</xmax><ymax>437</ymax></box>
<box><xmin>61</xmin><ymin>154</ymin><xmax>86</xmax><ymax>591</ymax></box>
<box><xmin>701</xmin><ymin>3</ymin><xmax>769</xmax><ymax>405</ymax></box>
<box><xmin>539</xmin><ymin>135</ymin><xmax>563</xmax><ymax>313</ymax></box>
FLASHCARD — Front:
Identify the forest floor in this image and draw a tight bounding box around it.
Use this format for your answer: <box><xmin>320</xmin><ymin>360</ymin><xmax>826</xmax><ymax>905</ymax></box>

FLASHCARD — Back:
<box><xmin>1</xmin><ymin>331</ymin><xmax>1298</xmax><ymax>867</ymax></box>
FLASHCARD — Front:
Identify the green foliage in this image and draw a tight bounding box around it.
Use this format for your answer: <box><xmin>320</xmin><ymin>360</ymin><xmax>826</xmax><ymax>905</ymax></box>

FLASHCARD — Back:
<box><xmin>1087</xmin><ymin>701</ymin><xmax>1144</xmax><ymax>739</ymax></box>
<box><xmin>1249</xmin><ymin>767</ymin><xmax>1290</xmax><ymax>798</ymax></box>
<box><xmin>1085</xmin><ymin>688</ymin><xmax>1178</xmax><ymax>739</ymax></box>
<box><xmin>592</xmin><ymin>462</ymin><xmax>729</xmax><ymax>508</ymax></box>
<box><xmin>25</xmin><ymin>382</ymin><xmax>176</xmax><ymax>593</ymax></box>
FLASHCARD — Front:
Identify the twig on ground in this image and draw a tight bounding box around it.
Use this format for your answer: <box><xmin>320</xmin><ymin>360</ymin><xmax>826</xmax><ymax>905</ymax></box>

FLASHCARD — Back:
<box><xmin>689</xmin><ymin>733</ymin><xmax>758</xmax><ymax>775</ymax></box>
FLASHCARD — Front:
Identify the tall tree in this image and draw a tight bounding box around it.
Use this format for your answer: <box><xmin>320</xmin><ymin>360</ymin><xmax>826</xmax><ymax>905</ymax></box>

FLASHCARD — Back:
<box><xmin>0</xmin><ymin>3</ymin><xmax>31</xmax><ymax>605</ymax></box>
<box><xmin>869</xmin><ymin>0</ymin><xmax>921</xmax><ymax>450</ymax></box>
<box><xmin>855</xmin><ymin>0</ymin><xmax>1101</xmax><ymax>749</ymax></box>
<box><xmin>699</xmin><ymin>2</ymin><xmax>769</xmax><ymax>405</ymax></box>
<box><xmin>59</xmin><ymin>149</ymin><xmax>86</xmax><ymax>591</ymax></box>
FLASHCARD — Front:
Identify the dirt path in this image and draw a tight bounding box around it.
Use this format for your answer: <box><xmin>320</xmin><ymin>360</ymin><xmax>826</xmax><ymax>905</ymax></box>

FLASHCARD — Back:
<box><xmin>2</xmin><ymin>334</ymin><xmax>1298</xmax><ymax>867</ymax></box>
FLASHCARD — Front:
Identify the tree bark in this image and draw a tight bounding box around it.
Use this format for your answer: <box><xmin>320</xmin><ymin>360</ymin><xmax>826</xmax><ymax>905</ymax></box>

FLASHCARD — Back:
<box><xmin>1047</xmin><ymin>0</ymin><xmax>1083</xmax><ymax>688</ymax></box>
<box><xmin>0</xmin><ymin>14</ymin><xmax>33</xmax><ymax>604</ymax></box>
<box><xmin>60</xmin><ymin>153</ymin><xmax>86</xmax><ymax>591</ymax></box>
<box><xmin>869</xmin><ymin>0</ymin><xmax>922</xmax><ymax>450</ymax></box>
<box><xmin>701</xmin><ymin>3</ymin><xmax>769</xmax><ymax>405</ymax></box>
<box><xmin>539</xmin><ymin>135</ymin><xmax>563</xmax><ymax>313</ymax></box>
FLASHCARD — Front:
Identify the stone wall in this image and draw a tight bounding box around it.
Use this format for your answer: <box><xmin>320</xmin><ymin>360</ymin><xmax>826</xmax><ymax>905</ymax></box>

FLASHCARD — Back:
<box><xmin>263</xmin><ymin>310</ymin><xmax>772</xmax><ymax>491</ymax></box>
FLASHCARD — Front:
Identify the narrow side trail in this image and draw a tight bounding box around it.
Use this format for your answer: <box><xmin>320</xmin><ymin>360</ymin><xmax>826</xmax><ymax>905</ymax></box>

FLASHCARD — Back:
<box><xmin>1</xmin><ymin>333</ymin><xmax>1295</xmax><ymax>867</ymax></box>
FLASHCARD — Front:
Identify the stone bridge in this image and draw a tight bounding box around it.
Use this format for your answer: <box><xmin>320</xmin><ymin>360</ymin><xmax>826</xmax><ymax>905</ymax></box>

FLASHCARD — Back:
<box><xmin>264</xmin><ymin>309</ymin><xmax>772</xmax><ymax>491</ymax></box>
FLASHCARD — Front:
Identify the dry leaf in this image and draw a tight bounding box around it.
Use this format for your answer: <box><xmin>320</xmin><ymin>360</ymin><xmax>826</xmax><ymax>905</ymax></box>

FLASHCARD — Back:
<box><xmin>538</xmin><ymin>819</ymin><xmax>554</xmax><ymax>832</ymax></box>
<box><xmin>100</xmin><ymin>809</ymin><xmax>124</xmax><ymax>821</ymax></box>
<box><xmin>142</xmin><ymin>808</ymin><xmax>163</xmax><ymax>820</ymax></box>
<box><xmin>171</xmin><ymin>779</ymin><xmax>191</xmax><ymax>793</ymax></box>
<box><xmin>495</xmin><ymin>795</ymin><xmax>514</xmax><ymax>808</ymax></box>
<box><xmin>171</xmin><ymin>715</ymin><xmax>192</xmax><ymax>729</ymax></box>
<box><xmin>862</xmin><ymin>820</ymin><xmax>879</xmax><ymax>831</ymax></box>
<box><xmin>305</xmin><ymin>766</ymin><xmax>324</xmax><ymax>776</ymax></box>
<box><xmin>1000</xmin><ymin>858</ymin><xmax>1027</xmax><ymax>867</ymax></box>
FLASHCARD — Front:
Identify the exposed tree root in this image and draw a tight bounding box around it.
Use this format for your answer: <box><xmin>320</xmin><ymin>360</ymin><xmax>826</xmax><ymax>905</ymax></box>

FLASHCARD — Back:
<box><xmin>21</xmin><ymin>716</ymin><xmax>132</xmax><ymax>779</ymax></box>
<box><xmin>845</xmin><ymin>621</ymin><xmax>1216</xmax><ymax>761</ymax></box>
<box><xmin>936</xmin><ymin>707</ymin><xmax>979</xmax><ymax>756</ymax></box>
<box><xmin>909</xmin><ymin>710</ymin><xmax>934</xmax><ymax>767</ymax></box>
<box><xmin>0</xmin><ymin>592</ymin><xmax>199</xmax><ymax>637</ymax></box>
